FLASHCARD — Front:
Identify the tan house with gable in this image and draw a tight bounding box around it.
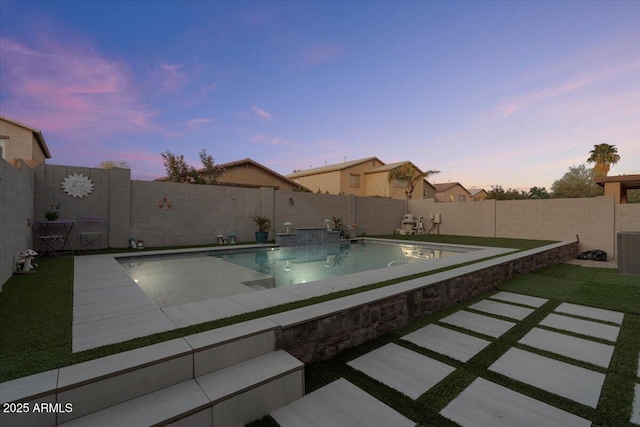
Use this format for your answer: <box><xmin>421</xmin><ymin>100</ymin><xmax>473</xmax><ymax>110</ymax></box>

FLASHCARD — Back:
<box><xmin>468</xmin><ymin>188</ymin><xmax>488</xmax><ymax>202</ymax></box>
<box><xmin>216</xmin><ymin>158</ymin><xmax>308</xmax><ymax>191</ymax></box>
<box><xmin>288</xmin><ymin>157</ymin><xmax>384</xmax><ymax>196</ymax></box>
<box><xmin>157</xmin><ymin>157</ymin><xmax>309</xmax><ymax>191</ymax></box>
<box><xmin>287</xmin><ymin>157</ymin><xmax>435</xmax><ymax>200</ymax></box>
<box><xmin>0</xmin><ymin>115</ymin><xmax>51</xmax><ymax>168</ymax></box>
<box><xmin>433</xmin><ymin>182</ymin><xmax>472</xmax><ymax>203</ymax></box>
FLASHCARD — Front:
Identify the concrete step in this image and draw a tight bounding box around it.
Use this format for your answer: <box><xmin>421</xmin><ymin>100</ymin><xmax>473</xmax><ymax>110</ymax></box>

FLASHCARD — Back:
<box><xmin>0</xmin><ymin>318</ymin><xmax>284</xmax><ymax>427</ymax></box>
<box><xmin>60</xmin><ymin>350</ymin><xmax>304</xmax><ymax>427</ymax></box>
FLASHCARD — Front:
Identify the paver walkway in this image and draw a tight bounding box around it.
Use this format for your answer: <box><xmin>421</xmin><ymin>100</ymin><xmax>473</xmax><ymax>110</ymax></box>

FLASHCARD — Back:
<box><xmin>271</xmin><ymin>378</ymin><xmax>414</xmax><ymax>427</ymax></box>
<box><xmin>273</xmin><ymin>292</ymin><xmax>631</xmax><ymax>426</ymax></box>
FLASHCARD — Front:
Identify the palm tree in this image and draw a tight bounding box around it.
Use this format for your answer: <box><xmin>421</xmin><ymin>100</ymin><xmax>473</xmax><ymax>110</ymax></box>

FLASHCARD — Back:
<box><xmin>587</xmin><ymin>143</ymin><xmax>620</xmax><ymax>178</ymax></box>
<box><xmin>388</xmin><ymin>163</ymin><xmax>439</xmax><ymax>211</ymax></box>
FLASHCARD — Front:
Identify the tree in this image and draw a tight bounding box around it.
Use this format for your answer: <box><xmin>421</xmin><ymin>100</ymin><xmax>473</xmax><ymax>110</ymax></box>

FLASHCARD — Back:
<box><xmin>161</xmin><ymin>149</ymin><xmax>224</xmax><ymax>184</ymax></box>
<box><xmin>388</xmin><ymin>163</ymin><xmax>439</xmax><ymax>211</ymax></box>
<box><xmin>587</xmin><ymin>143</ymin><xmax>620</xmax><ymax>177</ymax></box>
<box><xmin>550</xmin><ymin>165</ymin><xmax>604</xmax><ymax>198</ymax></box>
<box><xmin>628</xmin><ymin>189</ymin><xmax>640</xmax><ymax>204</ymax></box>
<box><xmin>486</xmin><ymin>185</ymin><xmax>528</xmax><ymax>200</ymax></box>
<box><xmin>527</xmin><ymin>186</ymin><xmax>550</xmax><ymax>199</ymax></box>
<box><xmin>99</xmin><ymin>160</ymin><xmax>130</xmax><ymax>169</ymax></box>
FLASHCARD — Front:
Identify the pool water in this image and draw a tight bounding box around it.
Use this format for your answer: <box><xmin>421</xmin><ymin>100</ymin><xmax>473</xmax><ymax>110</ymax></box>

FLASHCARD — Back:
<box><xmin>119</xmin><ymin>241</ymin><xmax>466</xmax><ymax>308</ymax></box>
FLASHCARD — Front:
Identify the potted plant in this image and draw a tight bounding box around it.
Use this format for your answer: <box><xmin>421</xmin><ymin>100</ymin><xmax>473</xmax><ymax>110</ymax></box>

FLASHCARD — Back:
<box><xmin>44</xmin><ymin>203</ymin><xmax>60</xmax><ymax>221</ymax></box>
<box><xmin>251</xmin><ymin>215</ymin><xmax>271</xmax><ymax>244</ymax></box>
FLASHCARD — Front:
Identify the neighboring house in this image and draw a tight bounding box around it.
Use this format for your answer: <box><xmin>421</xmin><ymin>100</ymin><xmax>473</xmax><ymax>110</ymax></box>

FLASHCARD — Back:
<box><xmin>595</xmin><ymin>174</ymin><xmax>640</xmax><ymax>204</ymax></box>
<box><xmin>288</xmin><ymin>157</ymin><xmax>384</xmax><ymax>196</ymax></box>
<box><xmin>0</xmin><ymin>115</ymin><xmax>51</xmax><ymax>168</ymax></box>
<box><xmin>216</xmin><ymin>158</ymin><xmax>309</xmax><ymax>191</ymax></box>
<box><xmin>157</xmin><ymin>157</ymin><xmax>308</xmax><ymax>191</ymax></box>
<box><xmin>287</xmin><ymin>157</ymin><xmax>434</xmax><ymax>200</ymax></box>
<box><xmin>468</xmin><ymin>188</ymin><xmax>488</xmax><ymax>202</ymax></box>
<box><xmin>433</xmin><ymin>182</ymin><xmax>472</xmax><ymax>203</ymax></box>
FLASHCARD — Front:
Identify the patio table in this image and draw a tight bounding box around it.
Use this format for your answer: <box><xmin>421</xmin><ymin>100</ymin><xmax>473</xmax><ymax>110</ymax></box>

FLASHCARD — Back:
<box><xmin>35</xmin><ymin>219</ymin><xmax>75</xmax><ymax>257</ymax></box>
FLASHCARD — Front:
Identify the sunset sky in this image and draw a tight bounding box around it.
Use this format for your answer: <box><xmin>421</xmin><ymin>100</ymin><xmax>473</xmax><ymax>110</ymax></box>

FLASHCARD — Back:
<box><xmin>1</xmin><ymin>1</ymin><xmax>638</xmax><ymax>190</ymax></box>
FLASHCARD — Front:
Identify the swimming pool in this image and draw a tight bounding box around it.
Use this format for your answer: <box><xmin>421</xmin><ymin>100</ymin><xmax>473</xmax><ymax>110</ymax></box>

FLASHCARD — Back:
<box><xmin>119</xmin><ymin>240</ymin><xmax>471</xmax><ymax>308</ymax></box>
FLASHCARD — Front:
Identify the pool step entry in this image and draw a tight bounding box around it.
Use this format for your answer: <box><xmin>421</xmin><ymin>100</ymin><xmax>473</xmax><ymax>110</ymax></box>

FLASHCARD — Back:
<box><xmin>0</xmin><ymin>318</ymin><xmax>304</xmax><ymax>427</ymax></box>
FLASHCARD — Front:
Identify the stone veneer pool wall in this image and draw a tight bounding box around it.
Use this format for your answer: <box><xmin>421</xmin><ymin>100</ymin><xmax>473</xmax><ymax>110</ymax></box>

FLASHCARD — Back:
<box><xmin>275</xmin><ymin>241</ymin><xmax>578</xmax><ymax>363</ymax></box>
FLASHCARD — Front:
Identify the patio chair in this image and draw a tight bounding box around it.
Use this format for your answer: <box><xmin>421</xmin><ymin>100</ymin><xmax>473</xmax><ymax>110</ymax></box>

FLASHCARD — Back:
<box><xmin>77</xmin><ymin>216</ymin><xmax>103</xmax><ymax>251</ymax></box>
<box><xmin>33</xmin><ymin>224</ymin><xmax>59</xmax><ymax>258</ymax></box>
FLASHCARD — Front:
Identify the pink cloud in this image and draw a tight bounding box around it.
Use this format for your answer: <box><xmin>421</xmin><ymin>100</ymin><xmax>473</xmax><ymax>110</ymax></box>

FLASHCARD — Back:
<box><xmin>301</xmin><ymin>43</ymin><xmax>345</xmax><ymax>67</ymax></box>
<box><xmin>252</xmin><ymin>106</ymin><xmax>273</xmax><ymax>120</ymax></box>
<box><xmin>159</xmin><ymin>62</ymin><xmax>188</xmax><ymax>91</ymax></box>
<box><xmin>0</xmin><ymin>37</ymin><xmax>167</xmax><ymax>137</ymax></box>
<box><xmin>495</xmin><ymin>61</ymin><xmax>640</xmax><ymax>120</ymax></box>
<box><xmin>186</xmin><ymin>118</ymin><xmax>213</xmax><ymax>131</ymax></box>
<box><xmin>252</xmin><ymin>134</ymin><xmax>294</xmax><ymax>146</ymax></box>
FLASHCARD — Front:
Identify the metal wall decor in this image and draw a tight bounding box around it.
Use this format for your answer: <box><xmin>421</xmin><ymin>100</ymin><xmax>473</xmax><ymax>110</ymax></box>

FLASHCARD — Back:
<box><xmin>61</xmin><ymin>173</ymin><xmax>94</xmax><ymax>198</ymax></box>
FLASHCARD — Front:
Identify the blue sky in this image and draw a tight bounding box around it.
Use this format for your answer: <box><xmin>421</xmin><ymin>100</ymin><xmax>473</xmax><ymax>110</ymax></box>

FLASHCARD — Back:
<box><xmin>1</xmin><ymin>1</ymin><xmax>638</xmax><ymax>190</ymax></box>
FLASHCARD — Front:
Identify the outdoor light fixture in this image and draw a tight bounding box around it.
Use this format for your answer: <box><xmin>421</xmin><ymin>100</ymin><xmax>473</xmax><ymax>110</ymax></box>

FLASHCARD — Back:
<box><xmin>289</xmin><ymin>197</ymin><xmax>294</xmax><ymax>205</ymax></box>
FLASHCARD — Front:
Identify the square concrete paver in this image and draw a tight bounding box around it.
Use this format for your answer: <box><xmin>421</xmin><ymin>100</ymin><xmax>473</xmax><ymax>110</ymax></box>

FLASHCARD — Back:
<box><xmin>441</xmin><ymin>377</ymin><xmax>591</xmax><ymax>427</ymax></box>
<box><xmin>403</xmin><ymin>324</ymin><xmax>491</xmax><ymax>362</ymax></box>
<box><xmin>347</xmin><ymin>343</ymin><xmax>455</xmax><ymax>399</ymax></box>
<box><xmin>439</xmin><ymin>310</ymin><xmax>516</xmax><ymax>338</ymax></box>
<box><xmin>539</xmin><ymin>313</ymin><xmax>620</xmax><ymax>342</ymax></box>
<box><xmin>271</xmin><ymin>378</ymin><xmax>414</xmax><ymax>427</ymax></box>
<box><xmin>555</xmin><ymin>303</ymin><xmax>624</xmax><ymax>325</ymax></box>
<box><xmin>469</xmin><ymin>299</ymin><xmax>534</xmax><ymax>321</ymax></box>
<box><xmin>632</xmin><ymin>383</ymin><xmax>640</xmax><ymax>425</ymax></box>
<box><xmin>489</xmin><ymin>348</ymin><xmax>605</xmax><ymax>407</ymax></box>
<box><xmin>519</xmin><ymin>328</ymin><xmax>614</xmax><ymax>368</ymax></box>
<box><xmin>490</xmin><ymin>291</ymin><xmax>548</xmax><ymax>308</ymax></box>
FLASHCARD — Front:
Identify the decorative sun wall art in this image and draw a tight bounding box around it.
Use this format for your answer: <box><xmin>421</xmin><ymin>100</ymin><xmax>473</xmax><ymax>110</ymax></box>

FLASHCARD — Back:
<box><xmin>61</xmin><ymin>173</ymin><xmax>94</xmax><ymax>198</ymax></box>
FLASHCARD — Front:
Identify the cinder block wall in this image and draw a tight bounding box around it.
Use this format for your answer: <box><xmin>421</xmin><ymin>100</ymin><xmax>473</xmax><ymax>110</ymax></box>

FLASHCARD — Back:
<box><xmin>0</xmin><ymin>155</ymin><xmax>34</xmax><ymax>289</ymax></box>
<box><xmin>273</xmin><ymin>191</ymin><xmax>351</xmax><ymax>234</ymax></box>
<box><xmin>356</xmin><ymin>196</ymin><xmax>406</xmax><ymax>235</ymax></box>
<box><xmin>33</xmin><ymin>164</ymin><xmax>127</xmax><ymax>249</ymax></box>
<box><xmin>410</xmin><ymin>196</ymin><xmax>622</xmax><ymax>257</ymax></box>
<box><xmin>495</xmin><ymin>197</ymin><xmax>615</xmax><ymax>256</ymax></box>
<box><xmin>129</xmin><ymin>181</ymin><xmax>264</xmax><ymax>246</ymax></box>
<box><xmin>410</xmin><ymin>198</ymin><xmax>496</xmax><ymax>237</ymax></box>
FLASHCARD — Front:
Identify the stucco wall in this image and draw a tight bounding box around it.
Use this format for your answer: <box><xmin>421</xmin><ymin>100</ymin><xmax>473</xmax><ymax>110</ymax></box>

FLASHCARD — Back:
<box><xmin>293</xmin><ymin>172</ymin><xmax>341</xmax><ymax>195</ymax></box>
<box><xmin>0</xmin><ymin>155</ymin><xmax>34</xmax><ymax>290</ymax></box>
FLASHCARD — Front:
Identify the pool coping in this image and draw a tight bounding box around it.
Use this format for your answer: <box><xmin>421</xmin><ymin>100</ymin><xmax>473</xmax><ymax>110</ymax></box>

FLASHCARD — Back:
<box><xmin>72</xmin><ymin>238</ymin><xmax>516</xmax><ymax>352</ymax></box>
